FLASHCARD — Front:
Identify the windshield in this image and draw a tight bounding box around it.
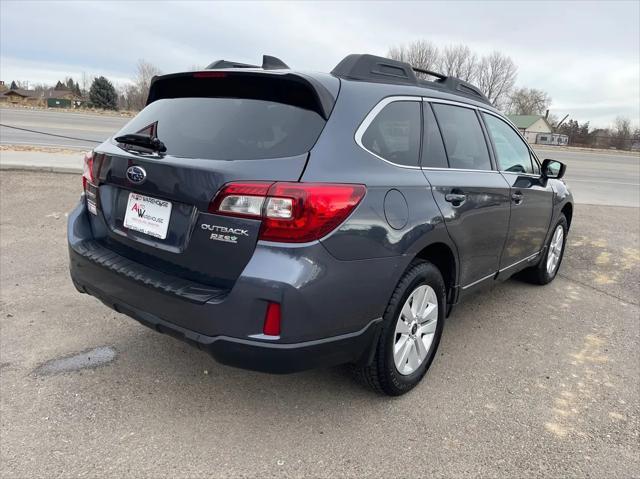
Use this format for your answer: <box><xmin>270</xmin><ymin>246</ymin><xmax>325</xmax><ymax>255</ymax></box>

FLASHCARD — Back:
<box><xmin>114</xmin><ymin>97</ymin><xmax>326</xmax><ymax>160</ymax></box>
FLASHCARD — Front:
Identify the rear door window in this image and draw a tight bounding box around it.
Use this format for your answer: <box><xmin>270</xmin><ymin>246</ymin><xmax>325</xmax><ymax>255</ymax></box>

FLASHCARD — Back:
<box><xmin>114</xmin><ymin>97</ymin><xmax>326</xmax><ymax>161</ymax></box>
<box><xmin>482</xmin><ymin>113</ymin><xmax>534</xmax><ymax>174</ymax></box>
<box><xmin>361</xmin><ymin>101</ymin><xmax>421</xmax><ymax>167</ymax></box>
<box><xmin>432</xmin><ymin>103</ymin><xmax>492</xmax><ymax>170</ymax></box>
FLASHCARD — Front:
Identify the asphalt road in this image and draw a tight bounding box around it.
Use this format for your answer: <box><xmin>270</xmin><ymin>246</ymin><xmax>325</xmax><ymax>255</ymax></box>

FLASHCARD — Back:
<box><xmin>1</xmin><ymin>107</ymin><xmax>639</xmax><ymax>207</ymax></box>
<box><xmin>0</xmin><ymin>171</ymin><xmax>638</xmax><ymax>478</ymax></box>
<box><xmin>535</xmin><ymin>147</ymin><xmax>640</xmax><ymax>208</ymax></box>
<box><xmin>0</xmin><ymin>108</ymin><xmax>127</xmax><ymax>149</ymax></box>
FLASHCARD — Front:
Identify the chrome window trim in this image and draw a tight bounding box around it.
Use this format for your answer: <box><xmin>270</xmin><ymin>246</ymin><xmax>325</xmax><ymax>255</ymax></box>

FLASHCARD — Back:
<box><xmin>423</xmin><ymin>97</ymin><xmax>486</xmax><ymax>110</ymax></box>
<box><xmin>422</xmin><ymin>166</ymin><xmax>501</xmax><ymax>174</ymax></box>
<box><xmin>355</xmin><ymin>94</ymin><xmax>538</xmax><ymax>174</ymax></box>
<box><xmin>354</xmin><ymin>95</ymin><xmax>423</xmax><ymax>170</ymax></box>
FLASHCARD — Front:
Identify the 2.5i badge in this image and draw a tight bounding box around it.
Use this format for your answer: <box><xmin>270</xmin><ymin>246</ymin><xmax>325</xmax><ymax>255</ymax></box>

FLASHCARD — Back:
<box><xmin>201</xmin><ymin>223</ymin><xmax>249</xmax><ymax>244</ymax></box>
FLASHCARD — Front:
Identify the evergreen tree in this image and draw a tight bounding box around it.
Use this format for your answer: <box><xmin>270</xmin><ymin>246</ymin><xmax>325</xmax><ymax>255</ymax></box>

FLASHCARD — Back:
<box><xmin>89</xmin><ymin>76</ymin><xmax>118</xmax><ymax>110</ymax></box>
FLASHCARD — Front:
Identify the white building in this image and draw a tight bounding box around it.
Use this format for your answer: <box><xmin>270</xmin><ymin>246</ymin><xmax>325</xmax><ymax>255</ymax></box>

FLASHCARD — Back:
<box><xmin>507</xmin><ymin>115</ymin><xmax>554</xmax><ymax>144</ymax></box>
<box><xmin>536</xmin><ymin>132</ymin><xmax>569</xmax><ymax>146</ymax></box>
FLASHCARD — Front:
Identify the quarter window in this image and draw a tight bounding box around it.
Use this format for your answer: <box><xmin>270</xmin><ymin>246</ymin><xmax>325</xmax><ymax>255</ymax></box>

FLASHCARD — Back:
<box><xmin>432</xmin><ymin>104</ymin><xmax>492</xmax><ymax>170</ymax></box>
<box><xmin>482</xmin><ymin>113</ymin><xmax>534</xmax><ymax>174</ymax></box>
<box><xmin>361</xmin><ymin>101</ymin><xmax>421</xmax><ymax>167</ymax></box>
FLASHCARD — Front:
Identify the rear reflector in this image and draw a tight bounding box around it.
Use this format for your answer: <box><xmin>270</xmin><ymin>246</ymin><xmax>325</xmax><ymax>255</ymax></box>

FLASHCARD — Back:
<box><xmin>209</xmin><ymin>182</ymin><xmax>366</xmax><ymax>242</ymax></box>
<box><xmin>263</xmin><ymin>302</ymin><xmax>281</xmax><ymax>336</ymax></box>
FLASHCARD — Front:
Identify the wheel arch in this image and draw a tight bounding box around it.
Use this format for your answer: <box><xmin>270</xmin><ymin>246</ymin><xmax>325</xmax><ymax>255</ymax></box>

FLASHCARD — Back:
<box><xmin>561</xmin><ymin>202</ymin><xmax>573</xmax><ymax>229</ymax></box>
<box><xmin>413</xmin><ymin>241</ymin><xmax>458</xmax><ymax>308</ymax></box>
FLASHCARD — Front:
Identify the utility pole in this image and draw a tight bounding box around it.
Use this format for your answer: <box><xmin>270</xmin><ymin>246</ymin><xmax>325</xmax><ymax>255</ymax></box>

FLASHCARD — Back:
<box><xmin>555</xmin><ymin>114</ymin><xmax>569</xmax><ymax>130</ymax></box>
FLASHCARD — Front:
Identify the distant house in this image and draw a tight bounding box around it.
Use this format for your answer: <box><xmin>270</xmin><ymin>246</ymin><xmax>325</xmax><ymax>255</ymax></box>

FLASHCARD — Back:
<box><xmin>0</xmin><ymin>86</ymin><xmax>39</xmax><ymax>105</ymax></box>
<box><xmin>507</xmin><ymin>115</ymin><xmax>554</xmax><ymax>143</ymax></box>
<box><xmin>46</xmin><ymin>83</ymin><xmax>76</xmax><ymax>100</ymax></box>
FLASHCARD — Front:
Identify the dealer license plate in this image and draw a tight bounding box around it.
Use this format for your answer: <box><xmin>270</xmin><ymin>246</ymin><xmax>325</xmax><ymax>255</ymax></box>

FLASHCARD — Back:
<box><xmin>123</xmin><ymin>192</ymin><xmax>172</xmax><ymax>240</ymax></box>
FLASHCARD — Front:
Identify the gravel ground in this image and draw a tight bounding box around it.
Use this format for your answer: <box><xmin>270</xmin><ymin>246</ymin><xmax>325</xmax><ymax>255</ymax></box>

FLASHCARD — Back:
<box><xmin>1</xmin><ymin>171</ymin><xmax>638</xmax><ymax>478</ymax></box>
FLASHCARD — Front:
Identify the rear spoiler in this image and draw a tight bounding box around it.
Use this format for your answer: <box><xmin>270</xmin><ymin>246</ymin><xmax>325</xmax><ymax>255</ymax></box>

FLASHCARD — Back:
<box><xmin>146</xmin><ymin>70</ymin><xmax>336</xmax><ymax>120</ymax></box>
<box><xmin>206</xmin><ymin>55</ymin><xmax>290</xmax><ymax>70</ymax></box>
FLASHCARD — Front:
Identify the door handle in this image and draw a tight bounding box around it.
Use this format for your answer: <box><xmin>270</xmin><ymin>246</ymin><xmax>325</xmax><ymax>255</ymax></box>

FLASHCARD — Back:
<box><xmin>511</xmin><ymin>192</ymin><xmax>524</xmax><ymax>205</ymax></box>
<box><xmin>445</xmin><ymin>193</ymin><xmax>467</xmax><ymax>206</ymax></box>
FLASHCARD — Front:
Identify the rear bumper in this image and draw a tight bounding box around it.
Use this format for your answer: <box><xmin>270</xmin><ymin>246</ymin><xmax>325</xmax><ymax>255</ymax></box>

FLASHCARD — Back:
<box><xmin>73</xmin><ymin>276</ymin><xmax>381</xmax><ymax>373</ymax></box>
<box><xmin>68</xmin><ymin>199</ymin><xmax>395</xmax><ymax>373</ymax></box>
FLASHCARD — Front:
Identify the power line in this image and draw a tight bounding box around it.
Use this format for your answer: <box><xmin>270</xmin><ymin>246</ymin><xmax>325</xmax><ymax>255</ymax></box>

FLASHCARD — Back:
<box><xmin>0</xmin><ymin>124</ymin><xmax>102</xmax><ymax>144</ymax></box>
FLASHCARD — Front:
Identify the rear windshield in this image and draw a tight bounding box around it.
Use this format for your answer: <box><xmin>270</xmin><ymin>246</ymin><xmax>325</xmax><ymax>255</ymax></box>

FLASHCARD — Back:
<box><xmin>114</xmin><ymin>97</ymin><xmax>326</xmax><ymax>160</ymax></box>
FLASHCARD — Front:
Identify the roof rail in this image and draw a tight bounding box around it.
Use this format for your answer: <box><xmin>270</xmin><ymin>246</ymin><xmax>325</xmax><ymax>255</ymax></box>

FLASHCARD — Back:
<box><xmin>206</xmin><ymin>55</ymin><xmax>290</xmax><ymax>71</ymax></box>
<box><xmin>331</xmin><ymin>54</ymin><xmax>491</xmax><ymax>104</ymax></box>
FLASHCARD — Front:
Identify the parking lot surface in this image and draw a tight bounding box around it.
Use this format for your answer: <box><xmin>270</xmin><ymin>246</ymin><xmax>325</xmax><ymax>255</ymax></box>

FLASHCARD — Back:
<box><xmin>1</xmin><ymin>171</ymin><xmax>639</xmax><ymax>478</ymax></box>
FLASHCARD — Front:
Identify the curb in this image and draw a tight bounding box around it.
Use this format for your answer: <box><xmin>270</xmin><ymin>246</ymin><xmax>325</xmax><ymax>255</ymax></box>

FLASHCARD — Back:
<box><xmin>0</xmin><ymin>164</ymin><xmax>81</xmax><ymax>174</ymax></box>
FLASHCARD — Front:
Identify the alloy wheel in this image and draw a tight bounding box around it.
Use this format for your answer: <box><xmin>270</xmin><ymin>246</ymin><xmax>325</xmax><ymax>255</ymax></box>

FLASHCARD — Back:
<box><xmin>546</xmin><ymin>225</ymin><xmax>564</xmax><ymax>276</ymax></box>
<box><xmin>393</xmin><ymin>284</ymin><xmax>438</xmax><ymax>376</ymax></box>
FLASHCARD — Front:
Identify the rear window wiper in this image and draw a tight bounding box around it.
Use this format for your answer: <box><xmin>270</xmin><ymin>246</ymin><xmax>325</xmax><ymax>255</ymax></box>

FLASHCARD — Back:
<box><xmin>114</xmin><ymin>134</ymin><xmax>167</xmax><ymax>153</ymax></box>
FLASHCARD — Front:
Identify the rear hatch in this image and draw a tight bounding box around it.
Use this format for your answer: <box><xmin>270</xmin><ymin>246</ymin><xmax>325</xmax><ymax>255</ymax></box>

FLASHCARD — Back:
<box><xmin>86</xmin><ymin>70</ymin><xmax>338</xmax><ymax>290</ymax></box>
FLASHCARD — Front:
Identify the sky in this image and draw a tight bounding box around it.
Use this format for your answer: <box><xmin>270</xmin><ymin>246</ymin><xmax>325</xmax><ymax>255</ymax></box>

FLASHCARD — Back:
<box><xmin>1</xmin><ymin>0</ymin><xmax>638</xmax><ymax>128</ymax></box>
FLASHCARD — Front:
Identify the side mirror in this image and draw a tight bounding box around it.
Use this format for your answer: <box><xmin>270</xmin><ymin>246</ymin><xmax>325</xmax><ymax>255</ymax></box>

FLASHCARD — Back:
<box><xmin>541</xmin><ymin>159</ymin><xmax>566</xmax><ymax>179</ymax></box>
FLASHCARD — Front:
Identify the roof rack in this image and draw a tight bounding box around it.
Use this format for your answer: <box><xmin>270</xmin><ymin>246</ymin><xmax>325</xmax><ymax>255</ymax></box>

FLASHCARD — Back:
<box><xmin>206</xmin><ymin>55</ymin><xmax>290</xmax><ymax>71</ymax></box>
<box><xmin>331</xmin><ymin>54</ymin><xmax>490</xmax><ymax>105</ymax></box>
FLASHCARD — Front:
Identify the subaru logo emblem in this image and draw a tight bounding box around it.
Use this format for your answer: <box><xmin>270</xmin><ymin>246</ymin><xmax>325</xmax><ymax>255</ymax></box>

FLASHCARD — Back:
<box><xmin>126</xmin><ymin>166</ymin><xmax>146</xmax><ymax>184</ymax></box>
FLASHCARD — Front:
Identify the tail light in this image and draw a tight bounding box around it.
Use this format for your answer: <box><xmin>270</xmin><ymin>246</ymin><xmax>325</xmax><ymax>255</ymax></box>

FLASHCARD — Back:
<box><xmin>82</xmin><ymin>151</ymin><xmax>98</xmax><ymax>215</ymax></box>
<box><xmin>209</xmin><ymin>182</ymin><xmax>366</xmax><ymax>243</ymax></box>
<box><xmin>82</xmin><ymin>151</ymin><xmax>95</xmax><ymax>190</ymax></box>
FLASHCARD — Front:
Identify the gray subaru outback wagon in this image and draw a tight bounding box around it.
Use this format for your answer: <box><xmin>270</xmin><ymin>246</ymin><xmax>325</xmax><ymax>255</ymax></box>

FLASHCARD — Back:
<box><xmin>68</xmin><ymin>54</ymin><xmax>573</xmax><ymax>395</ymax></box>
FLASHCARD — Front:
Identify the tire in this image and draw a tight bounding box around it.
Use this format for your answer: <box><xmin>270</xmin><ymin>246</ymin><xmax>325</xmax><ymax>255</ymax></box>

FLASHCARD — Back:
<box><xmin>354</xmin><ymin>260</ymin><xmax>446</xmax><ymax>396</ymax></box>
<box><xmin>522</xmin><ymin>214</ymin><xmax>568</xmax><ymax>285</ymax></box>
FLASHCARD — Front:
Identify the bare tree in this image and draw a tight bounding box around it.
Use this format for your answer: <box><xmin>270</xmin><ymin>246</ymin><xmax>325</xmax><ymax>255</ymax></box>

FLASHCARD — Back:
<box><xmin>476</xmin><ymin>52</ymin><xmax>517</xmax><ymax>109</ymax></box>
<box><xmin>388</xmin><ymin>40</ymin><xmax>439</xmax><ymax>79</ymax></box>
<box><xmin>507</xmin><ymin>87</ymin><xmax>551</xmax><ymax>115</ymax></box>
<box><xmin>439</xmin><ymin>45</ymin><xmax>478</xmax><ymax>82</ymax></box>
<box><xmin>613</xmin><ymin>116</ymin><xmax>632</xmax><ymax>149</ymax></box>
<box><xmin>80</xmin><ymin>72</ymin><xmax>94</xmax><ymax>97</ymax></box>
<box><xmin>126</xmin><ymin>59</ymin><xmax>162</xmax><ymax>110</ymax></box>
<box><xmin>387</xmin><ymin>41</ymin><xmax>518</xmax><ymax>108</ymax></box>
<box><xmin>136</xmin><ymin>60</ymin><xmax>162</xmax><ymax>95</ymax></box>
